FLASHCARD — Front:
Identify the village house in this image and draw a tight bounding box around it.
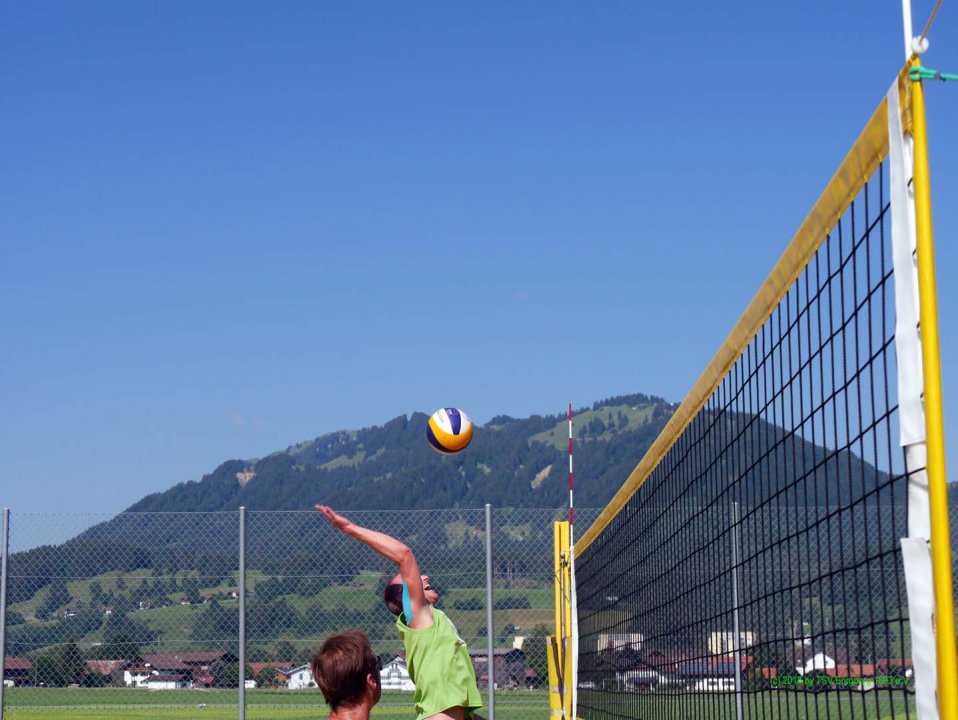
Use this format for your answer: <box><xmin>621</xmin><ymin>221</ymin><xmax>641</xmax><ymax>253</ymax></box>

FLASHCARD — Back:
<box><xmin>126</xmin><ymin>652</ymin><xmax>234</xmax><ymax>688</ymax></box>
<box><xmin>123</xmin><ymin>663</ymin><xmax>154</xmax><ymax>688</ymax></box>
<box><xmin>145</xmin><ymin>673</ymin><xmax>190</xmax><ymax>690</ymax></box>
<box><xmin>126</xmin><ymin>656</ymin><xmax>191</xmax><ymax>689</ymax></box>
<box><xmin>84</xmin><ymin>660</ymin><xmax>130</xmax><ymax>686</ymax></box>
<box><xmin>3</xmin><ymin>657</ymin><xmax>33</xmax><ymax>687</ymax></box>
<box><xmin>381</xmin><ymin>656</ymin><xmax>415</xmax><ymax>691</ymax></box>
<box><xmin>469</xmin><ymin>648</ymin><xmax>529</xmax><ymax>689</ymax></box>
<box><xmin>678</xmin><ymin>658</ymin><xmax>742</xmax><ymax>692</ymax></box>
<box><xmin>787</xmin><ymin>646</ymin><xmax>844</xmax><ymax>676</ymax></box>
<box><xmin>596</xmin><ymin>633</ymin><xmax>645</xmax><ymax>652</ymax></box>
<box><xmin>249</xmin><ymin>662</ymin><xmax>293</xmax><ymax>688</ymax></box>
<box><xmin>707</xmin><ymin>630</ymin><xmax>756</xmax><ymax>655</ymax></box>
<box><xmin>589</xmin><ymin>646</ymin><xmax>700</xmax><ymax>691</ymax></box>
<box><xmin>634</xmin><ymin>647</ymin><xmax>700</xmax><ymax>675</ymax></box>
<box><xmin>286</xmin><ymin>664</ymin><xmax>316</xmax><ymax>690</ymax></box>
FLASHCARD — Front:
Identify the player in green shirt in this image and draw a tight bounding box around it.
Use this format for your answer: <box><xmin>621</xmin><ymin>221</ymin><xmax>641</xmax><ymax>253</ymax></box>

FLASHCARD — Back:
<box><xmin>316</xmin><ymin>505</ymin><xmax>484</xmax><ymax>720</ymax></box>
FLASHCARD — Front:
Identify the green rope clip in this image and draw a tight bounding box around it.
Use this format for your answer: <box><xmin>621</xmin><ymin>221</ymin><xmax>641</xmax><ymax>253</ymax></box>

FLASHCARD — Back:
<box><xmin>909</xmin><ymin>66</ymin><xmax>958</xmax><ymax>82</ymax></box>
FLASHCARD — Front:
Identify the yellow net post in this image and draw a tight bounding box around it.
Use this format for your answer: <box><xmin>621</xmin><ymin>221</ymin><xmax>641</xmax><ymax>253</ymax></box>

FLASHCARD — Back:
<box><xmin>548</xmin><ymin>635</ymin><xmax>563</xmax><ymax>720</ymax></box>
<box><xmin>552</xmin><ymin>521</ymin><xmax>573</xmax><ymax>720</ymax></box>
<box><xmin>910</xmin><ymin>55</ymin><xmax>958</xmax><ymax>720</ymax></box>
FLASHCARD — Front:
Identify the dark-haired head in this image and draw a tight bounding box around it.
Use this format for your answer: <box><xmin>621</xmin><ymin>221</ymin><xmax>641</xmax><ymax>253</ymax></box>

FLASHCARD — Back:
<box><xmin>383</xmin><ymin>583</ymin><xmax>403</xmax><ymax>616</ymax></box>
<box><xmin>311</xmin><ymin>630</ymin><xmax>381</xmax><ymax>710</ymax></box>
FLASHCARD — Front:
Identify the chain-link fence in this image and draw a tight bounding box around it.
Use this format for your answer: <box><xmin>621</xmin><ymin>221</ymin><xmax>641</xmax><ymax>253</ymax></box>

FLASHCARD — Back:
<box><xmin>1</xmin><ymin>503</ymin><xmax>953</xmax><ymax>718</ymax></box>
<box><xmin>0</xmin><ymin>506</ymin><xmax>599</xmax><ymax>719</ymax></box>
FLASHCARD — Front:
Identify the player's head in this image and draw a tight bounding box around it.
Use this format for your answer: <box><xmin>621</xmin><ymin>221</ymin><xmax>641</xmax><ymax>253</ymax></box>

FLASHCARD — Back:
<box><xmin>383</xmin><ymin>573</ymin><xmax>438</xmax><ymax>615</ymax></box>
<box><xmin>311</xmin><ymin>630</ymin><xmax>381</xmax><ymax>710</ymax></box>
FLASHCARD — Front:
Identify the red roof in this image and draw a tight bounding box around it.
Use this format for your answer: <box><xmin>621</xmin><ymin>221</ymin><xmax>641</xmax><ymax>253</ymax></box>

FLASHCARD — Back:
<box><xmin>636</xmin><ymin>649</ymin><xmax>702</xmax><ymax>671</ymax></box>
<box><xmin>250</xmin><ymin>662</ymin><xmax>293</xmax><ymax>676</ymax></box>
<box><xmin>826</xmin><ymin>663</ymin><xmax>877</xmax><ymax>678</ymax></box>
<box><xmin>141</xmin><ymin>655</ymin><xmax>189</xmax><ymax>671</ymax></box>
<box><xmin>5</xmin><ymin>657</ymin><xmax>32</xmax><ymax>671</ymax></box>
<box><xmin>711</xmin><ymin>654</ymin><xmax>755</xmax><ymax>670</ymax></box>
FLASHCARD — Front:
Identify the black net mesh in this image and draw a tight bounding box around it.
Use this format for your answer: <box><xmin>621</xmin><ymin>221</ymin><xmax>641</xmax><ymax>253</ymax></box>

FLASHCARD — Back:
<box><xmin>576</xmin><ymin>161</ymin><xmax>920</xmax><ymax>719</ymax></box>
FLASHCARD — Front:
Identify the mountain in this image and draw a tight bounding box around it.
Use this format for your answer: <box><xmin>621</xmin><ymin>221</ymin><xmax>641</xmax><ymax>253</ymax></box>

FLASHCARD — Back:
<box><xmin>124</xmin><ymin>392</ymin><xmax>674</xmax><ymax>514</ymax></box>
<box><xmin>121</xmin><ymin>388</ymin><xmax>898</xmax><ymax>518</ymax></box>
<box><xmin>4</xmin><ymin>393</ymin><xmax>672</xmax><ymax>612</ymax></box>
<box><xmin>5</xmin><ymin>390</ymin><xmax>928</xmax><ymax>651</ymax></box>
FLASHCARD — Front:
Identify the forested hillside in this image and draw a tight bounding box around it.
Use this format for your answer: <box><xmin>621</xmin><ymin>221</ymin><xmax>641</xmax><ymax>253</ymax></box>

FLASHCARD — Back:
<box><xmin>125</xmin><ymin>393</ymin><xmax>674</xmax><ymax>513</ymax></box>
<box><xmin>119</xmin><ymin>388</ymin><xmax>901</xmax><ymax>518</ymax></box>
<box><xmin>4</xmin><ymin>390</ymin><xmax>944</xmax><ymax>673</ymax></box>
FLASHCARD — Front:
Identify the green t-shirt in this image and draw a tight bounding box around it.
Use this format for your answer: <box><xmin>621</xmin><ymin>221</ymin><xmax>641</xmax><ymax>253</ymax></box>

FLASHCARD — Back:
<box><xmin>396</xmin><ymin>607</ymin><xmax>483</xmax><ymax>720</ymax></box>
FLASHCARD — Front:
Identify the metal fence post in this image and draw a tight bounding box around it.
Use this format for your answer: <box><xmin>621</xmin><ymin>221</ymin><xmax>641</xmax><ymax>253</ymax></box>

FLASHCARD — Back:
<box><xmin>731</xmin><ymin>502</ymin><xmax>743</xmax><ymax>720</ymax></box>
<box><xmin>239</xmin><ymin>506</ymin><xmax>247</xmax><ymax>720</ymax></box>
<box><xmin>485</xmin><ymin>503</ymin><xmax>496</xmax><ymax>720</ymax></box>
<box><xmin>0</xmin><ymin>508</ymin><xmax>10</xmax><ymax>718</ymax></box>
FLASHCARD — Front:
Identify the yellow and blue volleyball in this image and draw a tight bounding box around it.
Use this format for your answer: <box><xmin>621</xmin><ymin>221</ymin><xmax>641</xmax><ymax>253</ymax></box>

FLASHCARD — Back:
<box><xmin>426</xmin><ymin>407</ymin><xmax>474</xmax><ymax>455</ymax></box>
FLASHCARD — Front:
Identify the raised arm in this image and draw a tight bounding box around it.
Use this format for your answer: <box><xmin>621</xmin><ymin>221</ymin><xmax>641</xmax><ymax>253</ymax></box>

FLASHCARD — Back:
<box><xmin>315</xmin><ymin>505</ymin><xmax>430</xmax><ymax>622</ymax></box>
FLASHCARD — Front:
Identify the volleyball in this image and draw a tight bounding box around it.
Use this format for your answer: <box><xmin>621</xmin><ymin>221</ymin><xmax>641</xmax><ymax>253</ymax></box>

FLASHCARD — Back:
<box><xmin>426</xmin><ymin>407</ymin><xmax>474</xmax><ymax>455</ymax></box>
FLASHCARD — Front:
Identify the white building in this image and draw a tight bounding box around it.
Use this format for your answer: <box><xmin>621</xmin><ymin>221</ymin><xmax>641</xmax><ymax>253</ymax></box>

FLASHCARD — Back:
<box><xmin>123</xmin><ymin>668</ymin><xmax>152</xmax><ymax>688</ymax></box>
<box><xmin>145</xmin><ymin>674</ymin><xmax>190</xmax><ymax>690</ymax></box>
<box><xmin>691</xmin><ymin>677</ymin><xmax>737</xmax><ymax>692</ymax></box>
<box><xmin>707</xmin><ymin>631</ymin><xmax>756</xmax><ymax>655</ymax></box>
<box><xmin>286</xmin><ymin>664</ymin><xmax>316</xmax><ymax>690</ymax></box>
<box><xmin>618</xmin><ymin>669</ymin><xmax>670</xmax><ymax>691</ymax></box>
<box><xmin>381</xmin><ymin>656</ymin><xmax>415</xmax><ymax>691</ymax></box>
<box><xmin>794</xmin><ymin>650</ymin><xmax>836</xmax><ymax>675</ymax></box>
<box><xmin>596</xmin><ymin>633</ymin><xmax>644</xmax><ymax>652</ymax></box>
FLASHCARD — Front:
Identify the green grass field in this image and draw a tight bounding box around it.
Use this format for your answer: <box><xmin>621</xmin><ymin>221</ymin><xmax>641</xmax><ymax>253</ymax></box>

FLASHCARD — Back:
<box><xmin>2</xmin><ymin>688</ymin><xmax>550</xmax><ymax>720</ymax></box>
<box><xmin>579</xmin><ymin>690</ymin><xmax>918</xmax><ymax>720</ymax></box>
<box><xmin>3</xmin><ymin>687</ymin><xmax>919</xmax><ymax>720</ymax></box>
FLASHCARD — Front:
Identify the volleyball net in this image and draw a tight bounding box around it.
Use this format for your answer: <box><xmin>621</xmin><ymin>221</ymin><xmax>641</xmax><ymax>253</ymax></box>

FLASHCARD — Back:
<box><xmin>570</xmin><ymin>61</ymin><xmax>956</xmax><ymax>720</ymax></box>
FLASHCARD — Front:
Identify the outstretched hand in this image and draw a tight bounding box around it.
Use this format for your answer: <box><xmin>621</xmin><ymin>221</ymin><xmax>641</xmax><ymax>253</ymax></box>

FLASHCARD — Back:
<box><xmin>315</xmin><ymin>504</ymin><xmax>351</xmax><ymax>532</ymax></box>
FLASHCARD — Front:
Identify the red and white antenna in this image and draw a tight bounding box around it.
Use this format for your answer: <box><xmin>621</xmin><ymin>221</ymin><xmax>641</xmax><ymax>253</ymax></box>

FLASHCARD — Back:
<box><xmin>568</xmin><ymin>403</ymin><xmax>578</xmax><ymax>720</ymax></box>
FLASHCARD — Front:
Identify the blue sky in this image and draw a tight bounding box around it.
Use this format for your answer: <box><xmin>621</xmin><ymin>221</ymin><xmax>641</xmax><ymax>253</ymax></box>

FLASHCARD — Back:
<box><xmin>2</xmin><ymin>1</ymin><xmax>957</xmax><ymax>519</ymax></box>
